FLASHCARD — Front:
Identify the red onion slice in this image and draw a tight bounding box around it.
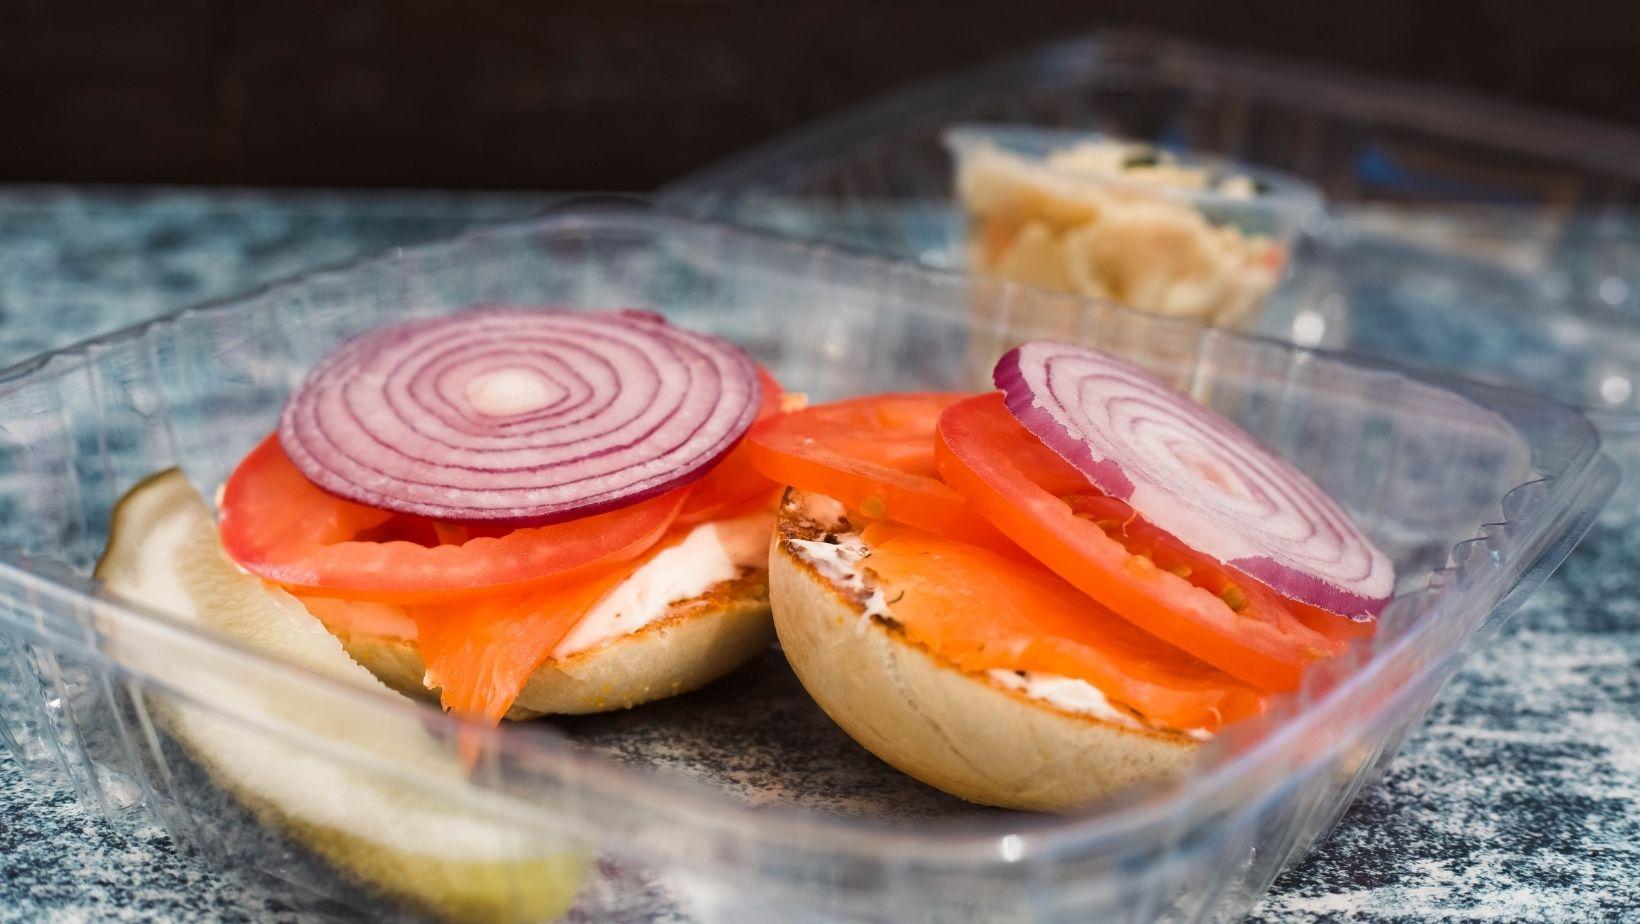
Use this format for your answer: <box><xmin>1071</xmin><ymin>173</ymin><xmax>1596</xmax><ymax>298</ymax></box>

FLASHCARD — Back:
<box><xmin>279</xmin><ymin>308</ymin><xmax>762</xmax><ymax>524</ymax></box>
<box><xmin>995</xmin><ymin>341</ymin><xmax>1393</xmax><ymax>618</ymax></box>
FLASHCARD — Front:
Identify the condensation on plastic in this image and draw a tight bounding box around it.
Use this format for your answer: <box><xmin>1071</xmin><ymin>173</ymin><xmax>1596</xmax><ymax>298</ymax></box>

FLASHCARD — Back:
<box><xmin>659</xmin><ymin>31</ymin><xmax>1640</xmax><ymax>514</ymax></box>
<box><xmin>0</xmin><ymin>209</ymin><xmax>1616</xmax><ymax>923</ymax></box>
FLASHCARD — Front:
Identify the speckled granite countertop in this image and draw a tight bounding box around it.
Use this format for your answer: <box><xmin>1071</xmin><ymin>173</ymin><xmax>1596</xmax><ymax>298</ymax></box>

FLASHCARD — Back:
<box><xmin>0</xmin><ymin>189</ymin><xmax>1635</xmax><ymax>922</ymax></box>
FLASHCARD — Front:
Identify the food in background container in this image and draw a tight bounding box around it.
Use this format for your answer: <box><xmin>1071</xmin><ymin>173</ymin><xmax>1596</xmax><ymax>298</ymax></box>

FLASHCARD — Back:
<box><xmin>753</xmin><ymin>341</ymin><xmax>1390</xmax><ymax>811</ymax></box>
<box><xmin>947</xmin><ymin>124</ymin><xmax>1321</xmax><ymax>326</ymax></box>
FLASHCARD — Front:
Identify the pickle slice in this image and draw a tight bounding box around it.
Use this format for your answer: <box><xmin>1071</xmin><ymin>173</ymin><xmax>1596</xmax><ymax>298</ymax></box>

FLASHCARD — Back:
<box><xmin>96</xmin><ymin>470</ymin><xmax>584</xmax><ymax>922</ymax></box>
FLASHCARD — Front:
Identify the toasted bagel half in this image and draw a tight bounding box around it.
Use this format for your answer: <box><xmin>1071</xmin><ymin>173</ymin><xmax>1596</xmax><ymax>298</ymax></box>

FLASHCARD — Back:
<box><xmin>769</xmin><ymin>491</ymin><xmax>1198</xmax><ymax>812</ymax></box>
<box><xmin>331</xmin><ymin>571</ymin><xmax>773</xmax><ymax>720</ymax></box>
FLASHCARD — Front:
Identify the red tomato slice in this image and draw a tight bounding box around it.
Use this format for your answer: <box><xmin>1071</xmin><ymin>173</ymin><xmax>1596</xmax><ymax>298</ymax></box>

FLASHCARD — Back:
<box><xmin>220</xmin><ymin>434</ymin><xmax>683</xmax><ymax>604</ymax></box>
<box><xmin>746</xmin><ymin>393</ymin><xmax>1016</xmax><ymax>552</ymax></box>
<box><xmin>677</xmin><ymin>443</ymin><xmax>771</xmax><ymax>525</ymax></box>
<box><xmin>935</xmin><ymin>393</ymin><xmax>1342</xmax><ymax>692</ymax></box>
<box><xmin>676</xmin><ymin>367</ymin><xmax>785</xmax><ymax>526</ymax></box>
<box><xmin>965</xmin><ymin>427</ymin><xmax>1375</xmax><ymax>646</ymax></box>
<box><xmin>1064</xmin><ymin>493</ymin><xmax>1375</xmax><ymax>644</ymax></box>
<box><xmin>859</xmin><ymin>522</ymin><xmax>1265</xmax><ymax>732</ymax></box>
<box><xmin>1290</xmin><ymin>597</ymin><xmax>1379</xmax><ymax>643</ymax></box>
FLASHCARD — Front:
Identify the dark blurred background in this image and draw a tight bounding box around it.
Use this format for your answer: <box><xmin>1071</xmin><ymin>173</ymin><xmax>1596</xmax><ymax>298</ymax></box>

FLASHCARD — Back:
<box><xmin>2</xmin><ymin>0</ymin><xmax>1636</xmax><ymax>190</ymax></box>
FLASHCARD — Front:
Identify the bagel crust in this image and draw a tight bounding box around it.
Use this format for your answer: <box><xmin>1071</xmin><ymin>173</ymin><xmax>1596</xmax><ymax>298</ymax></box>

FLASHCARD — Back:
<box><xmin>332</xmin><ymin>572</ymin><xmax>772</xmax><ymax>720</ymax></box>
<box><xmin>770</xmin><ymin>491</ymin><xmax>1197</xmax><ymax>811</ymax></box>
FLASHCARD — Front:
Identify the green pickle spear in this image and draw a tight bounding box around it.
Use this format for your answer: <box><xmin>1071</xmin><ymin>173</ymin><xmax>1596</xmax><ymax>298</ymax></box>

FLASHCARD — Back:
<box><xmin>96</xmin><ymin>470</ymin><xmax>585</xmax><ymax>922</ymax></box>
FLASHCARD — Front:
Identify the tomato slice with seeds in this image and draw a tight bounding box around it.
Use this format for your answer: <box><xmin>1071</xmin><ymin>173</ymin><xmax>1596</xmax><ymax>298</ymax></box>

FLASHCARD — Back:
<box><xmin>860</xmin><ymin>522</ymin><xmax>1265</xmax><ymax>732</ymax></box>
<box><xmin>954</xmin><ymin>417</ymin><xmax>1373</xmax><ymax>644</ymax></box>
<box><xmin>220</xmin><ymin>434</ymin><xmax>683</xmax><ymax>604</ymax></box>
<box><xmin>676</xmin><ymin>367</ymin><xmax>786</xmax><ymax>526</ymax></box>
<box><xmin>746</xmin><ymin>393</ymin><xmax>1016</xmax><ymax>552</ymax></box>
<box><xmin>935</xmin><ymin>393</ymin><xmax>1343</xmax><ymax>692</ymax></box>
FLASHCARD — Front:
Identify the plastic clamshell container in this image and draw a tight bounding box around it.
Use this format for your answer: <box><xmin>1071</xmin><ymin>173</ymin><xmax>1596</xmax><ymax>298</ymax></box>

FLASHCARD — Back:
<box><xmin>661</xmin><ymin>32</ymin><xmax>1640</xmax><ymax>511</ymax></box>
<box><xmin>0</xmin><ymin>209</ymin><xmax>1615</xmax><ymax>922</ymax></box>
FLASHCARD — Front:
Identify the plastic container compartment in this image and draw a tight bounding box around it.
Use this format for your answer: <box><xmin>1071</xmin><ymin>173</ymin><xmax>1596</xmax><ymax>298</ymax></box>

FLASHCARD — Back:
<box><xmin>660</xmin><ymin>32</ymin><xmax>1640</xmax><ymax>510</ymax></box>
<box><xmin>0</xmin><ymin>209</ymin><xmax>1615</xmax><ymax>923</ymax></box>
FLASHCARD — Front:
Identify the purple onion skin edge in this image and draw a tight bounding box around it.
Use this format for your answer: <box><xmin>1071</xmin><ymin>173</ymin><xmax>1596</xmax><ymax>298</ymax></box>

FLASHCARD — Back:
<box><xmin>992</xmin><ymin>343</ymin><xmax>1388</xmax><ymax>621</ymax></box>
<box><xmin>1230</xmin><ymin>556</ymin><xmax>1386</xmax><ymax>621</ymax></box>
<box><xmin>280</xmin><ymin>426</ymin><xmax>744</xmax><ymax>530</ymax></box>
<box><xmin>993</xmin><ymin>347</ymin><xmax>1137</xmax><ymax>500</ymax></box>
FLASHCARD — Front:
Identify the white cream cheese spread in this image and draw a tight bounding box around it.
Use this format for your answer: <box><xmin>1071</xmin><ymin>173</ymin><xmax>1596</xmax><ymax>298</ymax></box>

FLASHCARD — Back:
<box><xmin>795</xmin><ymin>491</ymin><xmax>849</xmax><ymax>526</ymax></box>
<box><xmin>986</xmin><ymin>670</ymin><xmax>1211</xmax><ymax>740</ymax></box>
<box><xmin>985</xmin><ymin>669</ymin><xmax>1142</xmax><ymax>729</ymax></box>
<box><xmin>551</xmin><ymin>508</ymin><xmax>773</xmax><ymax>658</ymax></box>
<box><xmin>786</xmin><ymin>533</ymin><xmax>892</xmax><ymax>623</ymax></box>
<box><xmin>783</xmin><ymin>490</ymin><xmax>892</xmax><ymax>623</ymax></box>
